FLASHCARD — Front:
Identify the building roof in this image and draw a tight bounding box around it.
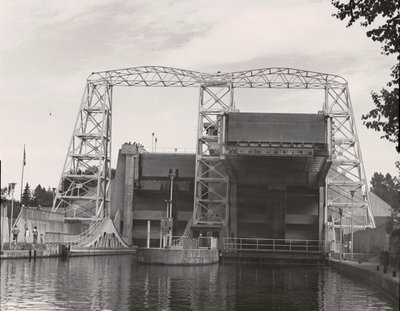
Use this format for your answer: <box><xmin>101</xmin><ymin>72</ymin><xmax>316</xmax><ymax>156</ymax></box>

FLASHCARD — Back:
<box><xmin>369</xmin><ymin>192</ymin><xmax>392</xmax><ymax>217</ymax></box>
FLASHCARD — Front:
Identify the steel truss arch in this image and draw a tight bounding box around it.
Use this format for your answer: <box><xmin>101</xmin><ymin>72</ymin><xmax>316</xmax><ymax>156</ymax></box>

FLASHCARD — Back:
<box><xmin>52</xmin><ymin>66</ymin><xmax>374</xmax><ymax>236</ymax></box>
<box><xmin>87</xmin><ymin>66</ymin><xmax>347</xmax><ymax>89</ymax></box>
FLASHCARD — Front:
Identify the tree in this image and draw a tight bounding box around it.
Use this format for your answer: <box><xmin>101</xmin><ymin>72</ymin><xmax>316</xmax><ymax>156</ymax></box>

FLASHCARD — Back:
<box><xmin>332</xmin><ymin>0</ymin><xmax>399</xmax><ymax>152</ymax></box>
<box><xmin>31</xmin><ymin>184</ymin><xmax>55</xmax><ymax>207</ymax></box>
<box><xmin>1</xmin><ymin>187</ymin><xmax>7</xmax><ymax>206</ymax></box>
<box><xmin>21</xmin><ymin>183</ymin><xmax>32</xmax><ymax>207</ymax></box>
<box><xmin>370</xmin><ymin>172</ymin><xmax>399</xmax><ymax>207</ymax></box>
<box><xmin>370</xmin><ymin>172</ymin><xmax>400</xmax><ymax>237</ymax></box>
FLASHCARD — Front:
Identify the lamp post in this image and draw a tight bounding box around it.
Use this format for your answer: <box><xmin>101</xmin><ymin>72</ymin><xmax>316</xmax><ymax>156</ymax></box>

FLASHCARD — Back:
<box><xmin>8</xmin><ymin>182</ymin><xmax>16</xmax><ymax>250</ymax></box>
<box><xmin>167</xmin><ymin>169</ymin><xmax>176</xmax><ymax>247</ymax></box>
<box><xmin>1</xmin><ymin>197</ymin><xmax>7</xmax><ymax>253</ymax></box>
<box><xmin>362</xmin><ymin>194</ymin><xmax>366</xmax><ymax>229</ymax></box>
<box><xmin>339</xmin><ymin>207</ymin><xmax>343</xmax><ymax>261</ymax></box>
<box><xmin>52</xmin><ymin>187</ymin><xmax>56</xmax><ymax>202</ymax></box>
<box><xmin>350</xmin><ymin>190</ymin><xmax>355</xmax><ymax>260</ymax></box>
<box><xmin>151</xmin><ymin>133</ymin><xmax>155</xmax><ymax>153</ymax></box>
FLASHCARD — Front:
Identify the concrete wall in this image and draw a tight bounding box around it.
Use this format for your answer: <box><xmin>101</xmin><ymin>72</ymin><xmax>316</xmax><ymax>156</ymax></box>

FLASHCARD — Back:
<box><xmin>226</xmin><ymin>112</ymin><xmax>326</xmax><ymax>143</ymax></box>
<box><xmin>124</xmin><ymin>153</ymin><xmax>195</xmax><ymax>247</ymax></box>
<box><xmin>0</xmin><ymin>214</ymin><xmax>10</xmax><ymax>245</ymax></box>
<box><xmin>1</xmin><ymin>244</ymin><xmax>62</xmax><ymax>258</ymax></box>
<box><xmin>235</xmin><ymin>184</ymin><xmax>319</xmax><ymax>240</ymax></box>
<box><xmin>137</xmin><ymin>248</ymin><xmax>219</xmax><ymax>265</ymax></box>
<box><xmin>110</xmin><ymin>149</ymin><xmax>126</xmax><ymax>224</ymax></box>
<box><xmin>331</xmin><ymin>260</ymin><xmax>399</xmax><ymax>302</ymax></box>
<box><xmin>286</xmin><ymin>190</ymin><xmax>319</xmax><ymax>240</ymax></box>
<box><xmin>2</xmin><ymin>208</ymin><xmax>81</xmax><ymax>245</ymax></box>
<box><xmin>141</xmin><ymin>154</ymin><xmax>195</xmax><ymax>179</ymax></box>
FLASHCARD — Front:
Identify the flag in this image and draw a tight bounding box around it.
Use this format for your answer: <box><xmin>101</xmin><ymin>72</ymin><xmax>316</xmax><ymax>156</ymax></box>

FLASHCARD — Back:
<box><xmin>23</xmin><ymin>145</ymin><xmax>26</xmax><ymax>166</ymax></box>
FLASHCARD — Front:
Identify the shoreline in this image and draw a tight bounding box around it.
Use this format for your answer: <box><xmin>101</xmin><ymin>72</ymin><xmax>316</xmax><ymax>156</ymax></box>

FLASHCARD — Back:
<box><xmin>329</xmin><ymin>258</ymin><xmax>399</xmax><ymax>304</ymax></box>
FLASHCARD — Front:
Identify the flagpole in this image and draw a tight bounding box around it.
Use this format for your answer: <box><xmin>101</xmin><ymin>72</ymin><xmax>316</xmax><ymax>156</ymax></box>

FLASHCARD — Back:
<box><xmin>20</xmin><ymin>144</ymin><xmax>25</xmax><ymax>207</ymax></box>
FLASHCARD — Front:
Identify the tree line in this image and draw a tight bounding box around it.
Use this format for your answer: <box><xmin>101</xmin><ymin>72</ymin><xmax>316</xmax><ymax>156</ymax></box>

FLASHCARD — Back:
<box><xmin>1</xmin><ymin>183</ymin><xmax>55</xmax><ymax>208</ymax></box>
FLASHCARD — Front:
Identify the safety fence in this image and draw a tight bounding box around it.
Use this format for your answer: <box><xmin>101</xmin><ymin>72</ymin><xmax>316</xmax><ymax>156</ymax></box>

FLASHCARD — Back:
<box><xmin>170</xmin><ymin>236</ymin><xmax>218</xmax><ymax>249</ymax></box>
<box><xmin>45</xmin><ymin>218</ymin><xmax>104</xmax><ymax>246</ymax></box>
<box><xmin>223</xmin><ymin>238</ymin><xmax>324</xmax><ymax>254</ymax></box>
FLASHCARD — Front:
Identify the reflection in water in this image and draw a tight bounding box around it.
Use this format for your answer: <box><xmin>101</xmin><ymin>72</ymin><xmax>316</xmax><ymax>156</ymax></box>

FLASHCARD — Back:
<box><xmin>0</xmin><ymin>256</ymin><xmax>397</xmax><ymax>310</ymax></box>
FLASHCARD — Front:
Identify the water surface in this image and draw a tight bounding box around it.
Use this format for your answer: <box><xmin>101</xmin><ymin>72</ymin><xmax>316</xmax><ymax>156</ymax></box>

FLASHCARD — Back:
<box><xmin>0</xmin><ymin>255</ymin><xmax>397</xmax><ymax>310</ymax></box>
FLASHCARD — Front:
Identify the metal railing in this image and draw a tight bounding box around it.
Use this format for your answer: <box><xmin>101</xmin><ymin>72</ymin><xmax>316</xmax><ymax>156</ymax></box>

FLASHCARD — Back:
<box><xmin>65</xmin><ymin>218</ymin><xmax>104</xmax><ymax>246</ymax></box>
<box><xmin>330</xmin><ymin>252</ymin><xmax>372</xmax><ymax>261</ymax></box>
<box><xmin>223</xmin><ymin>238</ymin><xmax>324</xmax><ymax>254</ymax></box>
<box><xmin>170</xmin><ymin>236</ymin><xmax>217</xmax><ymax>249</ymax></box>
<box><xmin>148</xmin><ymin>148</ymin><xmax>195</xmax><ymax>154</ymax></box>
<box><xmin>45</xmin><ymin>232</ymin><xmax>76</xmax><ymax>244</ymax></box>
<box><xmin>45</xmin><ymin>218</ymin><xmax>105</xmax><ymax>246</ymax></box>
<box><xmin>169</xmin><ymin>218</ymin><xmax>193</xmax><ymax>248</ymax></box>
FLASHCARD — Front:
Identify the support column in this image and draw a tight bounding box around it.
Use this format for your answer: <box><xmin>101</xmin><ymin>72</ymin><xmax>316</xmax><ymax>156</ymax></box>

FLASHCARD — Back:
<box><xmin>319</xmin><ymin>186</ymin><xmax>325</xmax><ymax>243</ymax></box>
<box><xmin>229</xmin><ymin>183</ymin><xmax>238</xmax><ymax>238</ymax></box>
<box><xmin>267</xmin><ymin>185</ymin><xmax>286</xmax><ymax>239</ymax></box>
<box><xmin>121</xmin><ymin>144</ymin><xmax>138</xmax><ymax>245</ymax></box>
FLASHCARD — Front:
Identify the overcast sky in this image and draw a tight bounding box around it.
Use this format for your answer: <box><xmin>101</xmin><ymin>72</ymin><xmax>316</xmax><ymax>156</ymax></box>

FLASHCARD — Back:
<box><xmin>0</xmin><ymin>0</ymin><xmax>398</xmax><ymax>198</ymax></box>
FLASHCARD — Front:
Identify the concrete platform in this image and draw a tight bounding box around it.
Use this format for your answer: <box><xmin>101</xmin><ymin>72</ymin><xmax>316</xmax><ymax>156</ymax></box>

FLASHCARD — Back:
<box><xmin>1</xmin><ymin>244</ymin><xmax>62</xmax><ymax>259</ymax></box>
<box><xmin>330</xmin><ymin>258</ymin><xmax>399</xmax><ymax>304</ymax></box>
<box><xmin>1</xmin><ymin>244</ymin><xmax>137</xmax><ymax>259</ymax></box>
<box><xmin>137</xmin><ymin>248</ymin><xmax>219</xmax><ymax>265</ymax></box>
<box><xmin>70</xmin><ymin>247</ymin><xmax>137</xmax><ymax>257</ymax></box>
<box><xmin>220</xmin><ymin>250</ymin><xmax>326</xmax><ymax>265</ymax></box>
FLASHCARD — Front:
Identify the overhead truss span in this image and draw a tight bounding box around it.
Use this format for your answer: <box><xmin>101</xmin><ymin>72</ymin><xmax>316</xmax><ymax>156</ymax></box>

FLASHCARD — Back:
<box><xmin>87</xmin><ymin>66</ymin><xmax>347</xmax><ymax>89</ymax></box>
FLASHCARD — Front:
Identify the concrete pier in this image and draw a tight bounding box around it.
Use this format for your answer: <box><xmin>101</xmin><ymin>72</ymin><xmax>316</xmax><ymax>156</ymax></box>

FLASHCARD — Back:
<box><xmin>1</xmin><ymin>245</ymin><xmax>137</xmax><ymax>259</ymax></box>
<box><xmin>137</xmin><ymin>248</ymin><xmax>219</xmax><ymax>265</ymax></box>
<box><xmin>330</xmin><ymin>259</ymin><xmax>399</xmax><ymax>303</ymax></box>
<box><xmin>1</xmin><ymin>244</ymin><xmax>64</xmax><ymax>259</ymax></box>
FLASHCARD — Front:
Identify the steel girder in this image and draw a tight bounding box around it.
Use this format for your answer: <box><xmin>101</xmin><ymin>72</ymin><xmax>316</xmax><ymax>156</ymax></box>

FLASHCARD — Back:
<box><xmin>52</xmin><ymin>66</ymin><xmax>374</xmax><ymax>231</ymax></box>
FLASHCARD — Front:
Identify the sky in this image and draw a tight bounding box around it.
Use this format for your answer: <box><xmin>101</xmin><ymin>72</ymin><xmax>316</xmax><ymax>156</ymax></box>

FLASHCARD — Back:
<box><xmin>0</xmin><ymin>0</ymin><xmax>398</xmax><ymax>199</ymax></box>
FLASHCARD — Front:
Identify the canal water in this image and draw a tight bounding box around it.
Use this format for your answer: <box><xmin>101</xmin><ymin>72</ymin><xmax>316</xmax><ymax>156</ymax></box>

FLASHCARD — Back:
<box><xmin>0</xmin><ymin>255</ymin><xmax>397</xmax><ymax>311</ymax></box>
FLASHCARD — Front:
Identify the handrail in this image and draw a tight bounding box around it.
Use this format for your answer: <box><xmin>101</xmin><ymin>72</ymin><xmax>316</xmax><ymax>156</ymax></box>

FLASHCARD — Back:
<box><xmin>170</xmin><ymin>235</ymin><xmax>217</xmax><ymax>249</ymax></box>
<box><xmin>223</xmin><ymin>237</ymin><xmax>324</xmax><ymax>254</ymax></box>
<box><xmin>63</xmin><ymin>218</ymin><xmax>105</xmax><ymax>246</ymax></box>
<box><xmin>75</xmin><ymin>219</ymin><xmax>106</xmax><ymax>247</ymax></box>
<box><xmin>171</xmin><ymin>217</ymin><xmax>193</xmax><ymax>247</ymax></box>
<box><xmin>13</xmin><ymin>208</ymin><xmax>24</xmax><ymax>227</ymax></box>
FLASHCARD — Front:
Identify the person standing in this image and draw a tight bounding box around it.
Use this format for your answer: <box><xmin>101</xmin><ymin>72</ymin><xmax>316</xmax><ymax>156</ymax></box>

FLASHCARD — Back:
<box><xmin>12</xmin><ymin>226</ymin><xmax>20</xmax><ymax>249</ymax></box>
<box><xmin>32</xmin><ymin>226</ymin><xmax>38</xmax><ymax>244</ymax></box>
<box><xmin>24</xmin><ymin>227</ymin><xmax>30</xmax><ymax>243</ymax></box>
